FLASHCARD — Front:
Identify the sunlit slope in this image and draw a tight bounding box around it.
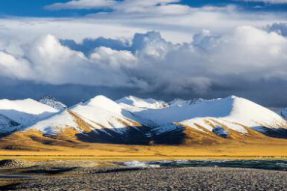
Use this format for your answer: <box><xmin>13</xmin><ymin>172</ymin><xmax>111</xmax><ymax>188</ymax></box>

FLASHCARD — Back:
<box><xmin>0</xmin><ymin>95</ymin><xmax>286</xmax><ymax>152</ymax></box>
<box><xmin>132</xmin><ymin>96</ymin><xmax>287</xmax><ymax>144</ymax></box>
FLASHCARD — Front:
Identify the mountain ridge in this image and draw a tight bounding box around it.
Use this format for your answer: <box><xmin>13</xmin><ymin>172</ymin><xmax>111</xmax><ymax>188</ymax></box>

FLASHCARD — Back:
<box><xmin>39</xmin><ymin>96</ymin><xmax>67</xmax><ymax>111</ymax></box>
<box><xmin>0</xmin><ymin>95</ymin><xmax>286</xmax><ymax>149</ymax></box>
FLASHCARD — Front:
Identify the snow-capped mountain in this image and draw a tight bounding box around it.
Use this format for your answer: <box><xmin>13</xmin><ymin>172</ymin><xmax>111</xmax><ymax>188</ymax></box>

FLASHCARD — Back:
<box><xmin>130</xmin><ymin>96</ymin><xmax>287</xmax><ymax>141</ymax></box>
<box><xmin>39</xmin><ymin>96</ymin><xmax>67</xmax><ymax>111</ymax></box>
<box><xmin>69</xmin><ymin>95</ymin><xmax>143</xmax><ymax>134</ymax></box>
<box><xmin>133</xmin><ymin>96</ymin><xmax>285</xmax><ymax>129</ymax></box>
<box><xmin>0</xmin><ymin>95</ymin><xmax>286</xmax><ymax>147</ymax></box>
<box><xmin>0</xmin><ymin>98</ymin><xmax>58</xmax><ymax>127</ymax></box>
<box><xmin>27</xmin><ymin>110</ymin><xmax>78</xmax><ymax>136</ymax></box>
<box><xmin>28</xmin><ymin>96</ymin><xmax>150</xmax><ymax>144</ymax></box>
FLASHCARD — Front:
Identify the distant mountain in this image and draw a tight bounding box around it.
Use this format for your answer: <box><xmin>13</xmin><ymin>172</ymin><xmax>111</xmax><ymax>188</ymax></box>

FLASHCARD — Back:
<box><xmin>0</xmin><ymin>95</ymin><xmax>286</xmax><ymax>149</ymax></box>
<box><xmin>117</xmin><ymin>96</ymin><xmax>168</xmax><ymax>110</ymax></box>
<box><xmin>168</xmin><ymin>98</ymin><xmax>207</xmax><ymax>107</ymax></box>
<box><xmin>0</xmin><ymin>98</ymin><xmax>58</xmax><ymax>127</ymax></box>
<box><xmin>39</xmin><ymin>96</ymin><xmax>67</xmax><ymax>111</ymax></box>
<box><xmin>0</xmin><ymin>114</ymin><xmax>21</xmax><ymax>134</ymax></box>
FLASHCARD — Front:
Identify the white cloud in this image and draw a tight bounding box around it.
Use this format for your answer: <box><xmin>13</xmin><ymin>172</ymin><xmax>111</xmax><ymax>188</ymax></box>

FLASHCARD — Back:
<box><xmin>90</xmin><ymin>47</ymin><xmax>137</xmax><ymax>69</ymax></box>
<box><xmin>0</xmin><ymin>3</ymin><xmax>284</xmax><ymax>47</ymax></box>
<box><xmin>46</xmin><ymin>0</ymin><xmax>117</xmax><ymax>10</ymax></box>
<box><xmin>1</xmin><ymin>1</ymin><xmax>287</xmax><ymax>100</ymax></box>
<box><xmin>0</xmin><ymin>52</ymin><xmax>31</xmax><ymax>79</ymax></box>
<box><xmin>1</xmin><ymin>26</ymin><xmax>287</xmax><ymax>95</ymax></box>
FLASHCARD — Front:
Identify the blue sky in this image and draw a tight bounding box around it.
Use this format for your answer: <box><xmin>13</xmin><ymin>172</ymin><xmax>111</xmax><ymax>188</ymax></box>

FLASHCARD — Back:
<box><xmin>0</xmin><ymin>0</ymin><xmax>287</xmax><ymax>106</ymax></box>
<box><xmin>0</xmin><ymin>0</ymin><xmax>287</xmax><ymax>17</ymax></box>
<box><xmin>0</xmin><ymin>0</ymin><xmax>93</xmax><ymax>17</ymax></box>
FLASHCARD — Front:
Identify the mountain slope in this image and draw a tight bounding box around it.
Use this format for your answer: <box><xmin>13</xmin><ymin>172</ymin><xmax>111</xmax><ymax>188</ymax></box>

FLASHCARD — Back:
<box><xmin>23</xmin><ymin>96</ymin><xmax>150</xmax><ymax>145</ymax></box>
<box><xmin>0</xmin><ymin>114</ymin><xmax>21</xmax><ymax>134</ymax></box>
<box><xmin>117</xmin><ymin>96</ymin><xmax>168</xmax><ymax>111</ymax></box>
<box><xmin>123</xmin><ymin>96</ymin><xmax>287</xmax><ymax>143</ymax></box>
<box><xmin>70</xmin><ymin>96</ymin><xmax>145</xmax><ymax>135</ymax></box>
<box><xmin>0</xmin><ymin>95</ymin><xmax>286</xmax><ymax>149</ymax></box>
<box><xmin>0</xmin><ymin>99</ymin><xmax>58</xmax><ymax>131</ymax></box>
<box><xmin>39</xmin><ymin>96</ymin><xmax>67</xmax><ymax>111</ymax></box>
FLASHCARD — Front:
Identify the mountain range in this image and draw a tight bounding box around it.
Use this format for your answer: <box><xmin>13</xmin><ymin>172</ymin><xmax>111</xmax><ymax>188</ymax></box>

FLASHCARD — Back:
<box><xmin>0</xmin><ymin>95</ymin><xmax>286</xmax><ymax>150</ymax></box>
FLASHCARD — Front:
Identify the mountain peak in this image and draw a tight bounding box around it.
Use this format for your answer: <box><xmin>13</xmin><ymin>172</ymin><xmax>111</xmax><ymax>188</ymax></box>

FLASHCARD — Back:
<box><xmin>83</xmin><ymin>95</ymin><xmax>122</xmax><ymax>114</ymax></box>
<box><xmin>39</xmin><ymin>96</ymin><xmax>67</xmax><ymax>111</ymax></box>
<box><xmin>86</xmin><ymin>95</ymin><xmax>116</xmax><ymax>106</ymax></box>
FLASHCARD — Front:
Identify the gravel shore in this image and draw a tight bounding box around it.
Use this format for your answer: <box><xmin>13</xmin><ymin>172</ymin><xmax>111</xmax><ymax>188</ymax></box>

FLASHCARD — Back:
<box><xmin>3</xmin><ymin>166</ymin><xmax>286</xmax><ymax>191</ymax></box>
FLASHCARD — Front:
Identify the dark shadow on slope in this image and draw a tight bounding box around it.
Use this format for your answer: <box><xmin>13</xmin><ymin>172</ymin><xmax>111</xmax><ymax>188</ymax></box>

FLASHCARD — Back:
<box><xmin>212</xmin><ymin>126</ymin><xmax>229</xmax><ymax>138</ymax></box>
<box><xmin>76</xmin><ymin>124</ymin><xmax>187</xmax><ymax>145</ymax></box>
<box><xmin>0</xmin><ymin>131</ymin><xmax>18</xmax><ymax>139</ymax></box>
<box><xmin>0</xmin><ymin>114</ymin><xmax>21</xmax><ymax>138</ymax></box>
<box><xmin>253</xmin><ymin>127</ymin><xmax>287</xmax><ymax>139</ymax></box>
<box><xmin>0</xmin><ymin>183</ymin><xmax>21</xmax><ymax>190</ymax></box>
<box><xmin>151</xmin><ymin>125</ymin><xmax>185</xmax><ymax>145</ymax></box>
<box><xmin>76</xmin><ymin>126</ymin><xmax>152</xmax><ymax>145</ymax></box>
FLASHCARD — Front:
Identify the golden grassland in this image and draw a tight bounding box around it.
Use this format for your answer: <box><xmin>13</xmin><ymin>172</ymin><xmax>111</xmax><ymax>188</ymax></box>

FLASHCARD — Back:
<box><xmin>0</xmin><ymin>118</ymin><xmax>286</xmax><ymax>162</ymax></box>
<box><xmin>0</xmin><ymin>138</ymin><xmax>286</xmax><ymax>161</ymax></box>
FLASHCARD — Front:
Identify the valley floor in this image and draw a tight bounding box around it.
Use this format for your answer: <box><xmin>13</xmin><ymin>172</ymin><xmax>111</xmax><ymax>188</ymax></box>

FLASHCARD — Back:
<box><xmin>0</xmin><ymin>165</ymin><xmax>286</xmax><ymax>191</ymax></box>
<box><xmin>0</xmin><ymin>144</ymin><xmax>286</xmax><ymax>191</ymax></box>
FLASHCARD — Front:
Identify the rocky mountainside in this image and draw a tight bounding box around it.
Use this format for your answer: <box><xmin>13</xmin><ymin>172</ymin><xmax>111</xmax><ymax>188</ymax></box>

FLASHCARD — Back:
<box><xmin>39</xmin><ymin>96</ymin><xmax>67</xmax><ymax>111</ymax></box>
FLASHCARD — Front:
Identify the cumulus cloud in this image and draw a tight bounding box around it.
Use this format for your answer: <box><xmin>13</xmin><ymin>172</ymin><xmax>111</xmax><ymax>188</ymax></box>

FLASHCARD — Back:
<box><xmin>0</xmin><ymin>52</ymin><xmax>31</xmax><ymax>78</ymax></box>
<box><xmin>90</xmin><ymin>47</ymin><xmax>137</xmax><ymax>69</ymax></box>
<box><xmin>0</xmin><ymin>26</ymin><xmax>287</xmax><ymax>99</ymax></box>
<box><xmin>2</xmin><ymin>0</ymin><xmax>287</xmax><ymax>106</ymax></box>
<box><xmin>0</xmin><ymin>35</ymin><xmax>141</xmax><ymax>87</ymax></box>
